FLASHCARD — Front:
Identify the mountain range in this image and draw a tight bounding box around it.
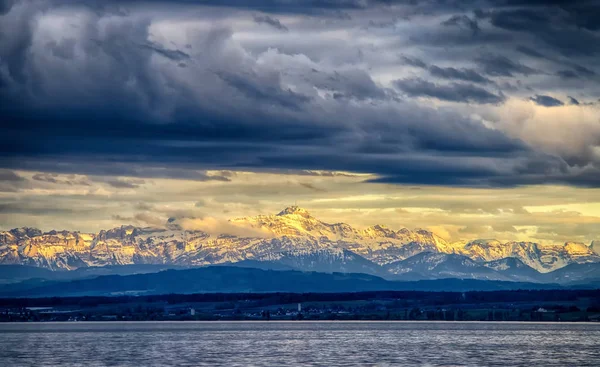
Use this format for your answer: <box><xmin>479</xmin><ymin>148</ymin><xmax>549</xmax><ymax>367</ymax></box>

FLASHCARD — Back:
<box><xmin>0</xmin><ymin>266</ymin><xmax>566</xmax><ymax>298</ymax></box>
<box><xmin>1</xmin><ymin>206</ymin><xmax>599</xmax><ymax>287</ymax></box>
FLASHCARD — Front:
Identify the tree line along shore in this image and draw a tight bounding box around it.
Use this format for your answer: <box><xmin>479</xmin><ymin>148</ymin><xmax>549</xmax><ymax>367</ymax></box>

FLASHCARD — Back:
<box><xmin>1</xmin><ymin>290</ymin><xmax>599</xmax><ymax>322</ymax></box>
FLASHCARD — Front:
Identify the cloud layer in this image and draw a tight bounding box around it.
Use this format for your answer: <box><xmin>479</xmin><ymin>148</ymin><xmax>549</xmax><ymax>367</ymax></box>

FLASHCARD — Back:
<box><xmin>2</xmin><ymin>169</ymin><xmax>600</xmax><ymax>246</ymax></box>
<box><xmin>0</xmin><ymin>0</ymin><xmax>599</xmax><ymax>188</ymax></box>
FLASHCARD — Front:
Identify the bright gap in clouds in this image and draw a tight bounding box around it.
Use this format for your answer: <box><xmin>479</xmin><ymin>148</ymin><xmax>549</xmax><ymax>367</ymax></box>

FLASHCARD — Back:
<box><xmin>2</xmin><ymin>169</ymin><xmax>600</xmax><ymax>246</ymax></box>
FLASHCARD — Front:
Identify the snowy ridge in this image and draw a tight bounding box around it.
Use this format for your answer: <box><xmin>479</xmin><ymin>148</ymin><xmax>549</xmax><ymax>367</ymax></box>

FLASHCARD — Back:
<box><xmin>1</xmin><ymin>206</ymin><xmax>599</xmax><ymax>275</ymax></box>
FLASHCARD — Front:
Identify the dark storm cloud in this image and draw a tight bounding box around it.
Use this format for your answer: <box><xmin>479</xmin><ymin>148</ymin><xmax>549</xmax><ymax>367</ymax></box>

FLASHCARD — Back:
<box><xmin>393</xmin><ymin>78</ymin><xmax>505</xmax><ymax>104</ymax></box>
<box><xmin>484</xmin><ymin>5</ymin><xmax>600</xmax><ymax>56</ymax></box>
<box><xmin>369</xmin><ymin>154</ymin><xmax>600</xmax><ymax>188</ymax></box>
<box><xmin>497</xmin><ymin>0</ymin><xmax>600</xmax><ymax>31</ymax></box>
<box><xmin>253</xmin><ymin>14</ymin><xmax>288</xmax><ymax>31</ymax></box>
<box><xmin>529</xmin><ymin>95</ymin><xmax>564</xmax><ymax>107</ymax></box>
<box><xmin>1</xmin><ymin>0</ymin><xmax>600</xmax><ymax>188</ymax></box>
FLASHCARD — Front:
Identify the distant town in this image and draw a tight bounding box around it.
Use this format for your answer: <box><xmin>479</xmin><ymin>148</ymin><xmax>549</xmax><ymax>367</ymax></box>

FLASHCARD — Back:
<box><xmin>2</xmin><ymin>290</ymin><xmax>599</xmax><ymax>323</ymax></box>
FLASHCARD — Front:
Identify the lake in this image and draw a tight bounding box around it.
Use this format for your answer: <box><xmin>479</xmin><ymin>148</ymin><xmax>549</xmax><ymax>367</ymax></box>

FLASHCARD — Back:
<box><xmin>1</xmin><ymin>321</ymin><xmax>599</xmax><ymax>366</ymax></box>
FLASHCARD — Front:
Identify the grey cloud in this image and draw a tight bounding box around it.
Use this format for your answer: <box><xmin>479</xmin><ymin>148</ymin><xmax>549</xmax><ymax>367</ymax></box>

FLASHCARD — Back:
<box><xmin>1</xmin><ymin>0</ymin><xmax>599</xmax><ymax>189</ymax></box>
<box><xmin>488</xmin><ymin>8</ymin><xmax>550</xmax><ymax>33</ymax></box>
<box><xmin>515</xmin><ymin>45</ymin><xmax>545</xmax><ymax>58</ymax></box>
<box><xmin>369</xmin><ymin>153</ymin><xmax>600</xmax><ymax>188</ymax></box>
<box><xmin>46</xmin><ymin>38</ymin><xmax>77</xmax><ymax>60</ymax></box>
<box><xmin>217</xmin><ymin>170</ymin><xmax>236</xmax><ymax>178</ymax></box>
<box><xmin>567</xmin><ymin>96</ymin><xmax>580</xmax><ymax>105</ymax></box>
<box><xmin>140</xmin><ymin>41</ymin><xmax>190</xmax><ymax>61</ymax></box>
<box><xmin>4</xmin><ymin>161</ymin><xmax>235</xmax><ymax>183</ymax></box>
<box><xmin>400</xmin><ymin>55</ymin><xmax>427</xmax><ymax>68</ymax></box>
<box><xmin>0</xmin><ymin>0</ymin><xmax>16</xmax><ymax>14</ymax></box>
<box><xmin>294</xmin><ymin>170</ymin><xmax>359</xmax><ymax>177</ymax></box>
<box><xmin>0</xmin><ymin>201</ymin><xmax>96</xmax><ymax>216</ymax></box>
<box><xmin>476</xmin><ymin>54</ymin><xmax>537</xmax><ymax>77</ymax></box>
<box><xmin>134</xmin><ymin>202</ymin><xmax>155</xmax><ymax>211</ymax></box>
<box><xmin>401</xmin><ymin>56</ymin><xmax>491</xmax><ymax>84</ymax></box>
<box><xmin>486</xmin><ymin>6</ymin><xmax>600</xmax><ymax>57</ymax></box>
<box><xmin>0</xmin><ymin>170</ymin><xmax>28</xmax><ymax>192</ymax></box>
<box><xmin>516</xmin><ymin>47</ymin><xmax>596</xmax><ymax>78</ymax></box>
<box><xmin>441</xmin><ymin>14</ymin><xmax>480</xmax><ymax>35</ymax></box>
<box><xmin>556</xmin><ymin>70</ymin><xmax>578</xmax><ymax>79</ymax></box>
<box><xmin>516</xmin><ymin>48</ymin><xmax>597</xmax><ymax>80</ymax></box>
<box><xmin>253</xmin><ymin>14</ymin><xmax>288</xmax><ymax>31</ymax></box>
<box><xmin>215</xmin><ymin>70</ymin><xmax>311</xmax><ymax>110</ymax></box>
<box><xmin>529</xmin><ymin>94</ymin><xmax>564</xmax><ymax>107</ymax></box>
<box><xmin>408</xmin><ymin>26</ymin><xmax>512</xmax><ymax>48</ymax></box>
<box><xmin>0</xmin><ymin>169</ymin><xmax>26</xmax><ymax>182</ymax></box>
<box><xmin>572</xmin><ymin>64</ymin><xmax>596</xmax><ymax>77</ymax></box>
<box><xmin>427</xmin><ymin>65</ymin><xmax>491</xmax><ymax>84</ymax></box>
<box><xmin>393</xmin><ymin>78</ymin><xmax>505</xmax><ymax>105</ymax></box>
<box><xmin>264</xmin><ymin>169</ymin><xmax>361</xmax><ymax>177</ymax></box>
<box><xmin>111</xmin><ymin>214</ymin><xmax>133</xmax><ymax>222</ymax></box>
<box><xmin>111</xmin><ymin>213</ymin><xmax>163</xmax><ymax>226</ymax></box>
<box><xmin>299</xmin><ymin>182</ymin><xmax>327</xmax><ymax>192</ymax></box>
<box><xmin>32</xmin><ymin>173</ymin><xmax>91</xmax><ymax>186</ymax></box>
<box><xmin>133</xmin><ymin>212</ymin><xmax>164</xmax><ymax>227</ymax></box>
<box><xmin>94</xmin><ymin>178</ymin><xmax>146</xmax><ymax>189</ymax></box>
<box><xmin>322</xmin><ymin>70</ymin><xmax>388</xmax><ymax>100</ymax></box>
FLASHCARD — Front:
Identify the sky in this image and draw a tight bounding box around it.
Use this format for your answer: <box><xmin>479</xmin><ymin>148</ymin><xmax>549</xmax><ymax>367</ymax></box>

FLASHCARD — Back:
<box><xmin>1</xmin><ymin>0</ymin><xmax>600</xmax><ymax>245</ymax></box>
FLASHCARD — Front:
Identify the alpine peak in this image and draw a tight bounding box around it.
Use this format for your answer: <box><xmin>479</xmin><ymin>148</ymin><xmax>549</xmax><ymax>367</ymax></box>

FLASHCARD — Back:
<box><xmin>277</xmin><ymin>206</ymin><xmax>312</xmax><ymax>217</ymax></box>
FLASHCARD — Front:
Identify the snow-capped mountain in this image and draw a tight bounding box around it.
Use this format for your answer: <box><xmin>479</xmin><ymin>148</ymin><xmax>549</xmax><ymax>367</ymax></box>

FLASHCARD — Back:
<box><xmin>1</xmin><ymin>206</ymin><xmax>599</xmax><ymax>279</ymax></box>
<box><xmin>451</xmin><ymin>239</ymin><xmax>600</xmax><ymax>272</ymax></box>
<box><xmin>539</xmin><ymin>262</ymin><xmax>600</xmax><ymax>285</ymax></box>
<box><xmin>253</xmin><ymin>248</ymin><xmax>383</xmax><ymax>275</ymax></box>
<box><xmin>383</xmin><ymin>252</ymin><xmax>506</xmax><ymax>281</ymax></box>
<box><xmin>482</xmin><ymin>257</ymin><xmax>543</xmax><ymax>283</ymax></box>
<box><xmin>230</xmin><ymin>206</ymin><xmax>452</xmax><ymax>264</ymax></box>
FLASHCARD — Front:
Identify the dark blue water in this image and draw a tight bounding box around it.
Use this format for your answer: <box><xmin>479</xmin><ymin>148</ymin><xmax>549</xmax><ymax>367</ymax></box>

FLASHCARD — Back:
<box><xmin>1</xmin><ymin>321</ymin><xmax>599</xmax><ymax>366</ymax></box>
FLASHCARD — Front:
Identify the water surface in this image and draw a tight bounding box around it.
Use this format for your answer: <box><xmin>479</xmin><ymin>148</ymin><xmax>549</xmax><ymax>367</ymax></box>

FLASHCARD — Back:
<box><xmin>1</xmin><ymin>321</ymin><xmax>599</xmax><ymax>366</ymax></box>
